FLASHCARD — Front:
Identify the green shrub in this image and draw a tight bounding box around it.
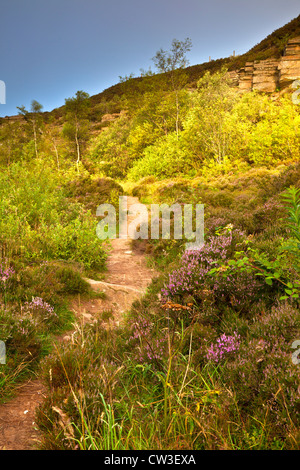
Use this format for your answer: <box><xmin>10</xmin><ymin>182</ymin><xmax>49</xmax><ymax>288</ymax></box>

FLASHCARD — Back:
<box><xmin>128</xmin><ymin>133</ymin><xmax>196</xmax><ymax>181</ymax></box>
<box><xmin>6</xmin><ymin>261</ymin><xmax>91</xmax><ymax>306</ymax></box>
<box><xmin>64</xmin><ymin>175</ymin><xmax>124</xmax><ymax>211</ymax></box>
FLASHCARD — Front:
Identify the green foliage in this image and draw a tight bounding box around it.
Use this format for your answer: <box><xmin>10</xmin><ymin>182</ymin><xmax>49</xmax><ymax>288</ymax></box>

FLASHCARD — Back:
<box><xmin>281</xmin><ymin>186</ymin><xmax>300</xmax><ymax>244</ymax></box>
<box><xmin>8</xmin><ymin>261</ymin><xmax>90</xmax><ymax>306</ymax></box>
<box><xmin>128</xmin><ymin>133</ymin><xmax>195</xmax><ymax>181</ymax></box>
<box><xmin>16</xmin><ymin>100</ymin><xmax>44</xmax><ymax>159</ymax></box>
<box><xmin>182</xmin><ymin>68</ymin><xmax>243</xmax><ymax>165</ymax></box>
<box><xmin>88</xmin><ymin>114</ymin><xmax>131</xmax><ymax>178</ymax></box>
<box><xmin>127</xmin><ymin>69</ymin><xmax>300</xmax><ymax>181</ymax></box>
<box><xmin>152</xmin><ymin>38</ymin><xmax>192</xmax><ymax>73</ymax></box>
<box><xmin>0</xmin><ymin>160</ymin><xmax>108</xmax><ymax>270</ymax></box>
<box><xmin>64</xmin><ymin>90</ymin><xmax>90</xmax><ymax>116</ymax></box>
<box><xmin>246</xmin><ymin>97</ymin><xmax>300</xmax><ymax>165</ymax></box>
<box><xmin>152</xmin><ymin>38</ymin><xmax>192</xmax><ymax>138</ymax></box>
<box><xmin>209</xmin><ymin>186</ymin><xmax>300</xmax><ymax>301</ymax></box>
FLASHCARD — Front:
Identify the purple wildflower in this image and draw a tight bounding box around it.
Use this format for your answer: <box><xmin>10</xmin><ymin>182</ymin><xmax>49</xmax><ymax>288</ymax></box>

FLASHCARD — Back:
<box><xmin>25</xmin><ymin>297</ymin><xmax>58</xmax><ymax>321</ymax></box>
<box><xmin>0</xmin><ymin>263</ymin><xmax>14</xmax><ymax>285</ymax></box>
<box><xmin>161</xmin><ymin>231</ymin><xmax>235</xmax><ymax>300</ymax></box>
<box><xmin>206</xmin><ymin>331</ymin><xmax>241</xmax><ymax>363</ymax></box>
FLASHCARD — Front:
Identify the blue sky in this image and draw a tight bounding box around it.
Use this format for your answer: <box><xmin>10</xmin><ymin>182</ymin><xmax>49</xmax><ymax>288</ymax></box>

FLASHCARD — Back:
<box><xmin>0</xmin><ymin>0</ymin><xmax>299</xmax><ymax>117</ymax></box>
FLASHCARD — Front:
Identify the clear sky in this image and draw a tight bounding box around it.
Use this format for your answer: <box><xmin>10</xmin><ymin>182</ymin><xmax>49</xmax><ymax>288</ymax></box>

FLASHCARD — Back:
<box><xmin>0</xmin><ymin>0</ymin><xmax>299</xmax><ymax>117</ymax></box>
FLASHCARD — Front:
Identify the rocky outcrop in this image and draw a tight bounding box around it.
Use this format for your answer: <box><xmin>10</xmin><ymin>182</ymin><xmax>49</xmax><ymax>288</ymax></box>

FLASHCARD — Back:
<box><xmin>278</xmin><ymin>37</ymin><xmax>300</xmax><ymax>88</ymax></box>
<box><xmin>253</xmin><ymin>59</ymin><xmax>280</xmax><ymax>92</ymax></box>
<box><xmin>238</xmin><ymin>62</ymin><xmax>255</xmax><ymax>91</ymax></box>
<box><xmin>235</xmin><ymin>37</ymin><xmax>300</xmax><ymax>92</ymax></box>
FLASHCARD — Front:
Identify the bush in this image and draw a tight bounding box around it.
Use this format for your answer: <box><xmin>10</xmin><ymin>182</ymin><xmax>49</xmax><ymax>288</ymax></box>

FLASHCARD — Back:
<box><xmin>64</xmin><ymin>175</ymin><xmax>124</xmax><ymax>211</ymax></box>
<box><xmin>161</xmin><ymin>227</ymin><xmax>266</xmax><ymax>316</ymax></box>
<box><xmin>7</xmin><ymin>261</ymin><xmax>91</xmax><ymax>306</ymax></box>
<box><xmin>128</xmin><ymin>133</ymin><xmax>196</xmax><ymax>181</ymax></box>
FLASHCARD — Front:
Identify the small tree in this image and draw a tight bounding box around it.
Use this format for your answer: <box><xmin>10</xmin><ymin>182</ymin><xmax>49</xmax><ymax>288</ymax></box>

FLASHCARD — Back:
<box><xmin>152</xmin><ymin>38</ymin><xmax>192</xmax><ymax>73</ymax></box>
<box><xmin>183</xmin><ymin>68</ymin><xmax>241</xmax><ymax>165</ymax></box>
<box><xmin>152</xmin><ymin>38</ymin><xmax>192</xmax><ymax>137</ymax></box>
<box><xmin>63</xmin><ymin>90</ymin><xmax>90</xmax><ymax>170</ymax></box>
<box><xmin>17</xmin><ymin>100</ymin><xmax>43</xmax><ymax>158</ymax></box>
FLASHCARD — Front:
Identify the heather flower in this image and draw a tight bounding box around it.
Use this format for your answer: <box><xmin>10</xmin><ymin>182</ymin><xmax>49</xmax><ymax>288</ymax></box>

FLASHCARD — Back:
<box><xmin>161</xmin><ymin>229</ymin><xmax>256</xmax><ymax>308</ymax></box>
<box><xmin>128</xmin><ymin>315</ymin><xmax>166</xmax><ymax>365</ymax></box>
<box><xmin>161</xmin><ymin>231</ymin><xmax>235</xmax><ymax>299</ymax></box>
<box><xmin>0</xmin><ymin>263</ymin><xmax>14</xmax><ymax>285</ymax></box>
<box><xmin>15</xmin><ymin>317</ymin><xmax>39</xmax><ymax>336</ymax></box>
<box><xmin>24</xmin><ymin>296</ymin><xmax>58</xmax><ymax>322</ymax></box>
<box><xmin>206</xmin><ymin>331</ymin><xmax>241</xmax><ymax>363</ymax></box>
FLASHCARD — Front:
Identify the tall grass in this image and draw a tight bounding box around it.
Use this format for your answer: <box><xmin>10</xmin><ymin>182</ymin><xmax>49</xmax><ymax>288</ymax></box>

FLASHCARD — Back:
<box><xmin>37</xmin><ymin>315</ymin><xmax>294</xmax><ymax>450</ymax></box>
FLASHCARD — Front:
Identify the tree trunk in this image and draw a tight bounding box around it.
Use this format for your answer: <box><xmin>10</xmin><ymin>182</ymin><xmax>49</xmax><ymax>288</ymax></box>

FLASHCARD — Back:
<box><xmin>75</xmin><ymin>117</ymin><xmax>80</xmax><ymax>172</ymax></box>
<box><xmin>175</xmin><ymin>90</ymin><xmax>179</xmax><ymax>139</ymax></box>
<box><xmin>33</xmin><ymin>120</ymin><xmax>38</xmax><ymax>158</ymax></box>
<box><xmin>171</xmin><ymin>71</ymin><xmax>179</xmax><ymax>140</ymax></box>
<box><xmin>52</xmin><ymin>140</ymin><xmax>59</xmax><ymax>171</ymax></box>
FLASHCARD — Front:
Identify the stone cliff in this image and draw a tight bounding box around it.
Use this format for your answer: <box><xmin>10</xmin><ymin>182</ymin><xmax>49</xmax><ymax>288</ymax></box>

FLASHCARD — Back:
<box><xmin>231</xmin><ymin>37</ymin><xmax>300</xmax><ymax>92</ymax></box>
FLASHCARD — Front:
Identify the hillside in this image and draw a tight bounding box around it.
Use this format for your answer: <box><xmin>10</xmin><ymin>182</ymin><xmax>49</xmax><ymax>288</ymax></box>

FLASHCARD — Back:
<box><xmin>85</xmin><ymin>13</ymin><xmax>300</xmax><ymax>109</ymax></box>
<box><xmin>2</xmin><ymin>14</ymin><xmax>300</xmax><ymax>123</ymax></box>
<box><xmin>0</xmin><ymin>13</ymin><xmax>299</xmax><ymax>451</ymax></box>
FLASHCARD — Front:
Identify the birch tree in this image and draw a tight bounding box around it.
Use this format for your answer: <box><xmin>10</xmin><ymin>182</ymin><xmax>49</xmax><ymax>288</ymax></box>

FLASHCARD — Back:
<box><xmin>63</xmin><ymin>90</ymin><xmax>90</xmax><ymax>170</ymax></box>
<box><xmin>17</xmin><ymin>100</ymin><xmax>43</xmax><ymax>158</ymax></box>
<box><xmin>152</xmin><ymin>38</ymin><xmax>192</xmax><ymax>138</ymax></box>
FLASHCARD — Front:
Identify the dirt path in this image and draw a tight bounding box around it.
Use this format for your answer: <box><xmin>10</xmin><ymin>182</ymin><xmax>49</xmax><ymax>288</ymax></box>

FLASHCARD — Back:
<box><xmin>70</xmin><ymin>195</ymin><xmax>155</xmax><ymax>328</ymax></box>
<box><xmin>0</xmin><ymin>379</ymin><xmax>46</xmax><ymax>450</ymax></box>
<box><xmin>0</xmin><ymin>196</ymin><xmax>156</xmax><ymax>450</ymax></box>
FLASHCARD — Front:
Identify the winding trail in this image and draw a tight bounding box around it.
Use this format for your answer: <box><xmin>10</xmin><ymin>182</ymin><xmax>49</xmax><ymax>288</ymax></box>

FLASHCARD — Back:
<box><xmin>0</xmin><ymin>196</ymin><xmax>157</xmax><ymax>450</ymax></box>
